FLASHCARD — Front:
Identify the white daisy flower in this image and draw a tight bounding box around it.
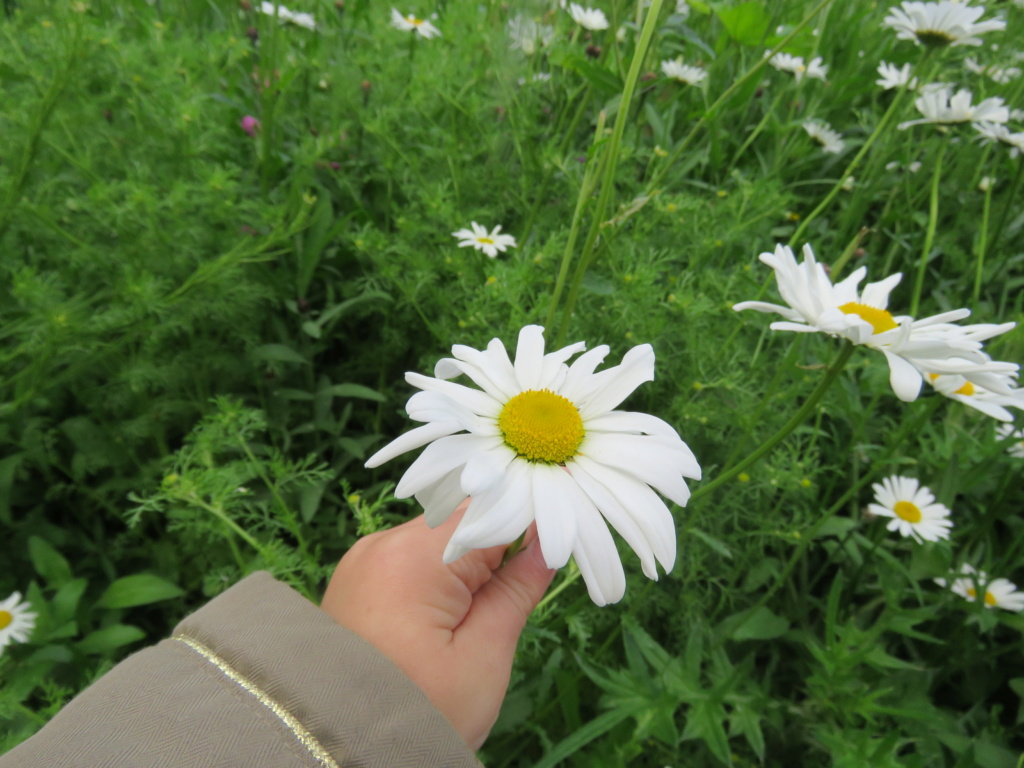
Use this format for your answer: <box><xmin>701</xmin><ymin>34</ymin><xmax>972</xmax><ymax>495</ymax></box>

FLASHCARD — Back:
<box><xmin>876</xmin><ymin>61</ymin><xmax>917</xmax><ymax>90</ymax></box>
<box><xmin>258</xmin><ymin>1</ymin><xmax>317</xmax><ymax>30</ymax></box>
<box><xmin>451</xmin><ymin>222</ymin><xmax>518</xmax><ymax>258</ymax></box>
<box><xmin>882</xmin><ymin>1</ymin><xmax>1006</xmax><ymax>48</ymax></box>
<box><xmin>675</xmin><ymin>0</ymin><xmax>691</xmax><ymax>19</ymax></box>
<box><xmin>766</xmin><ymin>51</ymin><xmax>828</xmax><ymax>84</ymax></box>
<box><xmin>885</xmin><ymin>160</ymin><xmax>924</xmax><ymax>173</ymax></box>
<box><xmin>996</xmin><ymin>423</ymin><xmax>1024</xmax><ymax>458</ymax></box>
<box><xmin>974</xmin><ymin>122</ymin><xmax>1024</xmax><ymax>157</ymax></box>
<box><xmin>0</xmin><ymin>592</ymin><xmax>36</xmax><ymax>653</ymax></box>
<box><xmin>732</xmin><ymin>243</ymin><xmax>996</xmax><ymax>402</ymax></box>
<box><xmin>898</xmin><ymin>87</ymin><xmax>1009</xmax><ymax>129</ymax></box>
<box><xmin>660</xmin><ymin>59</ymin><xmax>707</xmax><ymax>85</ymax></box>
<box><xmin>964</xmin><ymin>57</ymin><xmax>1022</xmax><ymax>85</ymax></box>
<box><xmin>868</xmin><ymin>476</ymin><xmax>952</xmax><ymax>543</ymax></box>
<box><xmin>508</xmin><ymin>15</ymin><xmax>553</xmax><ymax>55</ymax></box>
<box><xmin>364</xmin><ymin>325</ymin><xmax>702</xmax><ymax>606</ymax></box>
<box><xmin>936</xmin><ymin>563</ymin><xmax>1024</xmax><ymax>612</ymax></box>
<box><xmin>567</xmin><ymin>3</ymin><xmax>609</xmax><ymax>31</ymax></box>
<box><xmin>927</xmin><ymin>371</ymin><xmax>1024</xmax><ymax>422</ymax></box>
<box><xmin>390</xmin><ymin>8</ymin><xmax>442</xmax><ymax>38</ymax></box>
<box><xmin>802</xmin><ymin>119</ymin><xmax>845</xmax><ymax>154</ymax></box>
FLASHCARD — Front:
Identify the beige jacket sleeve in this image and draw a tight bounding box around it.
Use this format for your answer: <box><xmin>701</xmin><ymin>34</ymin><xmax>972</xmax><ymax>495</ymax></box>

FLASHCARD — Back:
<box><xmin>1</xmin><ymin>572</ymin><xmax>483</xmax><ymax>768</ymax></box>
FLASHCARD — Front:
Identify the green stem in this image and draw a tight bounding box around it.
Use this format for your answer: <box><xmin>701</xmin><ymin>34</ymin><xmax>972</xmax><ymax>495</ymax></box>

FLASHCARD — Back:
<box><xmin>691</xmin><ymin>342</ymin><xmax>856</xmax><ymax>503</ymax></box>
<box><xmin>788</xmin><ymin>82</ymin><xmax>912</xmax><ymax>247</ymax></box>
<box><xmin>549</xmin><ymin>0</ymin><xmax>665</xmax><ymax>345</ymax></box>
<box><xmin>972</xmin><ymin>177</ymin><xmax>993</xmax><ymax>307</ymax></box>
<box><xmin>909</xmin><ymin>140</ymin><xmax>946</xmax><ymax>316</ymax></box>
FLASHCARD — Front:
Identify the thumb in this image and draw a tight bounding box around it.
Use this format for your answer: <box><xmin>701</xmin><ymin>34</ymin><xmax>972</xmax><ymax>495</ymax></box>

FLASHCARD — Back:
<box><xmin>458</xmin><ymin>540</ymin><xmax>556</xmax><ymax>655</ymax></box>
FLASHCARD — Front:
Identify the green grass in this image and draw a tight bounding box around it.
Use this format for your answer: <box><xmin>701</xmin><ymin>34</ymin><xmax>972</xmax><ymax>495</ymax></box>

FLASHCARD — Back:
<box><xmin>2</xmin><ymin>0</ymin><xmax>1024</xmax><ymax>764</ymax></box>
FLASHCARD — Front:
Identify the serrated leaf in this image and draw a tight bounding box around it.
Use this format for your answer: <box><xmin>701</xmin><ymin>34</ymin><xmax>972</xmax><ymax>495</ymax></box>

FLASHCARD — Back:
<box><xmin>95</xmin><ymin>574</ymin><xmax>185</xmax><ymax>609</ymax></box>
<box><xmin>682</xmin><ymin>699</ymin><xmax>732</xmax><ymax>765</ymax></box>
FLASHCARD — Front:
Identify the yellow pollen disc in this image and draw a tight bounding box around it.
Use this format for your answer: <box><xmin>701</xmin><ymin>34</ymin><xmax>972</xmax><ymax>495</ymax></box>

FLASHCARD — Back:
<box><xmin>927</xmin><ymin>373</ymin><xmax>939</xmax><ymax>382</ymax></box>
<box><xmin>409</xmin><ymin>16</ymin><xmax>423</xmax><ymax>25</ymax></box>
<box><xmin>967</xmin><ymin>587</ymin><xmax>977</xmax><ymax>600</ymax></box>
<box><xmin>477</xmin><ymin>237</ymin><xmax>495</xmax><ymax>244</ymax></box>
<box><xmin>893</xmin><ymin>500</ymin><xmax>922</xmax><ymax>523</ymax></box>
<box><xmin>498</xmin><ymin>389</ymin><xmax>585</xmax><ymax>464</ymax></box>
<box><xmin>838</xmin><ymin>302</ymin><xmax>898</xmax><ymax>334</ymax></box>
<box><xmin>0</xmin><ymin>611</ymin><xmax>11</xmax><ymax>630</ymax></box>
<box><xmin>954</xmin><ymin>382</ymin><xmax>975</xmax><ymax>396</ymax></box>
<box><xmin>984</xmin><ymin>591</ymin><xmax>998</xmax><ymax>607</ymax></box>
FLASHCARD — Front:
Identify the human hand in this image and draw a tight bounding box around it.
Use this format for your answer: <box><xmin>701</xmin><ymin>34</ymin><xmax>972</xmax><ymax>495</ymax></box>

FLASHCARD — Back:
<box><xmin>321</xmin><ymin>501</ymin><xmax>556</xmax><ymax>750</ymax></box>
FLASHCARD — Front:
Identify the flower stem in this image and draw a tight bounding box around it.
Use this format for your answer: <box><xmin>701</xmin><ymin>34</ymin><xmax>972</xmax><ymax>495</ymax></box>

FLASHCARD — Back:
<box><xmin>909</xmin><ymin>139</ymin><xmax>946</xmax><ymax>316</ymax></box>
<box><xmin>549</xmin><ymin>0</ymin><xmax>665</xmax><ymax>346</ymax></box>
<box><xmin>972</xmin><ymin>175</ymin><xmax>993</xmax><ymax>307</ymax></box>
<box><xmin>691</xmin><ymin>342</ymin><xmax>855</xmax><ymax>503</ymax></box>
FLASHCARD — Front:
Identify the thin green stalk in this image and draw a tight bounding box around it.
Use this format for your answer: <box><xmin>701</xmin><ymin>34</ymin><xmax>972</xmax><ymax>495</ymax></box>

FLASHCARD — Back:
<box><xmin>549</xmin><ymin>0</ymin><xmax>665</xmax><ymax>345</ymax></box>
<box><xmin>972</xmin><ymin>177</ymin><xmax>994</xmax><ymax>307</ymax></box>
<box><xmin>691</xmin><ymin>342</ymin><xmax>856</xmax><ymax>503</ymax></box>
<box><xmin>788</xmin><ymin>83</ymin><xmax>912</xmax><ymax>247</ymax></box>
<box><xmin>647</xmin><ymin>0</ymin><xmax>835</xmax><ymax>194</ymax></box>
<box><xmin>909</xmin><ymin>140</ymin><xmax>946</xmax><ymax>316</ymax></box>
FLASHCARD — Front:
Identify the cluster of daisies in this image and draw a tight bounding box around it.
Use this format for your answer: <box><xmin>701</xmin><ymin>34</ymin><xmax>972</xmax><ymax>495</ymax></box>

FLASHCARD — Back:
<box><xmin>734</xmin><ymin>242</ymin><xmax>1023</xmax><ymax>610</ymax></box>
<box><xmin>0</xmin><ymin>591</ymin><xmax>36</xmax><ymax>655</ymax></box>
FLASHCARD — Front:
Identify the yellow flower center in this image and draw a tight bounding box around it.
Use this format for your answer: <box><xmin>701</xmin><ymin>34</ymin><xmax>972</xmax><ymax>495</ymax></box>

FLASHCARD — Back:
<box><xmin>0</xmin><ymin>610</ymin><xmax>11</xmax><ymax>630</ymax></box>
<box><xmin>477</xmin><ymin>237</ymin><xmax>495</xmax><ymax>244</ymax></box>
<box><xmin>915</xmin><ymin>30</ymin><xmax>955</xmax><ymax>48</ymax></box>
<box><xmin>954</xmin><ymin>382</ymin><xmax>975</xmax><ymax>396</ymax></box>
<box><xmin>408</xmin><ymin>16</ymin><xmax>423</xmax><ymax>25</ymax></box>
<box><xmin>966</xmin><ymin>587</ymin><xmax>998</xmax><ymax>606</ymax></box>
<box><xmin>893</xmin><ymin>500</ymin><xmax>922</xmax><ymax>523</ymax></box>
<box><xmin>838</xmin><ymin>302</ymin><xmax>898</xmax><ymax>334</ymax></box>
<box><xmin>498</xmin><ymin>389</ymin><xmax>584</xmax><ymax>464</ymax></box>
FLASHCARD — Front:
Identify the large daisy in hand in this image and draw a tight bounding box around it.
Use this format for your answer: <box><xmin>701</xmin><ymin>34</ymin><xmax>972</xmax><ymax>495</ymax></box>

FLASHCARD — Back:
<box><xmin>365</xmin><ymin>325</ymin><xmax>701</xmax><ymax>606</ymax></box>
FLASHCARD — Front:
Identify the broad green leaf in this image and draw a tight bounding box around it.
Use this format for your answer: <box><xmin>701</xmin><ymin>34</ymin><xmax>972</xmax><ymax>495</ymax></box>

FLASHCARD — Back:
<box><xmin>28</xmin><ymin>536</ymin><xmax>72</xmax><ymax>587</ymax></box>
<box><xmin>712</xmin><ymin>1</ymin><xmax>770</xmax><ymax>46</ymax></box>
<box><xmin>726</xmin><ymin>606</ymin><xmax>790</xmax><ymax>641</ymax></box>
<box><xmin>321</xmin><ymin>383</ymin><xmax>386</xmax><ymax>402</ymax></box>
<box><xmin>77</xmin><ymin>624</ymin><xmax>146</xmax><ymax>654</ymax></box>
<box><xmin>252</xmin><ymin>344</ymin><xmax>307</xmax><ymax>365</ymax></box>
<box><xmin>96</xmin><ymin>574</ymin><xmax>185</xmax><ymax>610</ymax></box>
<box><xmin>534</xmin><ymin>707</ymin><xmax>641</xmax><ymax>768</ymax></box>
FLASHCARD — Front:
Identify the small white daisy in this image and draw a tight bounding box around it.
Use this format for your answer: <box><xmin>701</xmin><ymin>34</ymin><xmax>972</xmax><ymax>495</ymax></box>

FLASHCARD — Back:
<box><xmin>567</xmin><ymin>3</ymin><xmax>609</xmax><ymax>31</ymax></box>
<box><xmin>390</xmin><ymin>7</ymin><xmax>442</xmax><ymax>38</ymax></box>
<box><xmin>766</xmin><ymin>51</ymin><xmax>828</xmax><ymax>84</ymax></box>
<box><xmin>974</xmin><ymin>122</ymin><xmax>1024</xmax><ymax>158</ymax></box>
<box><xmin>885</xmin><ymin>160</ymin><xmax>923</xmax><ymax>173</ymax></box>
<box><xmin>365</xmin><ymin>325</ymin><xmax>701</xmax><ymax>606</ymax></box>
<box><xmin>868</xmin><ymin>476</ymin><xmax>952</xmax><ymax>543</ymax></box>
<box><xmin>660</xmin><ymin>59</ymin><xmax>707</xmax><ymax>85</ymax></box>
<box><xmin>882</xmin><ymin>1</ymin><xmax>1006</xmax><ymax>48</ymax></box>
<box><xmin>508</xmin><ymin>15</ymin><xmax>553</xmax><ymax>55</ymax></box>
<box><xmin>996</xmin><ymin>423</ymin><xmax>1024</xmax><ymax>458</ymax></box>
<box><xmin>928</xmin><ymin>371</ymin><xmax>1024</xmax><ymax>422</ymax></box>
<box><xmin>258</xmin><ymin>1</ymin><xmax>317</xmax><ymax>30</ymax></box>
<box><xmin>898</xmin><ymin>87</ymin><xmax>1009</xmax><ymax>129</ymax></box>
<box><xmin>451</xmin><ymin>222</ymin><xmax>517</xmax><ymax>258</ymax></box>
<box><xmin>876</xmin><ymin>61</ymin><xmax>917</xmax><ymax>90</ymax></box>
<box><xmin>802</xmin><ymin>119</ymin><xmax>845</xmax><ymax>154</ymax></box>
<box><xmin>936</xmin><ymin>563</ymin><xmax>1024</xmax><ymax>611</ymax></box>
<box><xmin>0</xmin><ymin>592</ymin><xmax>36</xmax><ymax>653</ymax></box>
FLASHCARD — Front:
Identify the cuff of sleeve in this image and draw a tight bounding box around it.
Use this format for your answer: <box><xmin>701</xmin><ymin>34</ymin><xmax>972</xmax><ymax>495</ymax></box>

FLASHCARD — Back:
<box><xmin>173</xmin><ymin>572</ymin><xmax>481</xmax><ymax>768</ymax></box>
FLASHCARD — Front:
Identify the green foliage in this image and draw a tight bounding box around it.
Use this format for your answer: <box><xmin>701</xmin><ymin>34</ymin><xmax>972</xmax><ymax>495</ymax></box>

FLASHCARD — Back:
<box><xmin>3</xmin><ymin>0</ymin><xmax>1024</xmax><ymax>764</ymax></box>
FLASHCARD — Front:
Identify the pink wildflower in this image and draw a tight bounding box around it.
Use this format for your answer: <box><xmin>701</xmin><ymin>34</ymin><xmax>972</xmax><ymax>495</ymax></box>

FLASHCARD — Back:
<box><xmin>240</xmin><ymin>115</ymin><xmax>261</xmax><ymax>136</ymax></box>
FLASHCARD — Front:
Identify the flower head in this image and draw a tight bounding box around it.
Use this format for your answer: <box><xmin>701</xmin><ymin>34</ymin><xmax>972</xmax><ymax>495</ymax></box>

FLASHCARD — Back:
<box><xmin>882</xmin><ymin>1</ymin><xmax>1006</xmax><ymax>48</ymax></box>
<box><xmin>936</xmin><ymin>563</ymin><xmax>1024</xmax><ymax>611</ymax></box>
<box><xmin>0</xmin><ymin>592</ymin><xmax>36</xmax><ymax>653</ymax></box>
<box><xmin>508</xmin><ymin>15</ymin><xmax>553</xmax><ymax>54</ymax></box>
<box><xmin>927</xmin><ymin>369</ymin><xmax>1024</xmax><ymax>422</ymax></box>
<box><xmin>767</xmin><ymin>52</ymin><xmax>828</xmax><ymax>83</ymax></box>
<box><xmin>365</xmin><ymin>325</ymin><xmax>701</xmax><ymax>605</ymax></box>
<box><xmin>802</xmin><ymin>119</ymin><xmax>845</xmax><ymax>154</ymax></box>
<box><xmin>996</xmin><ymin>423</ymin><xmax>1024</xmax><ymax>458</ymax></box>
<box><xmin>660</xmin><ymin>59</ymin><xmax>707</xmax><ymax>85</ymax></box>
<box><xmin>258</xmin><ymin>2</ymin><xmax>317</xmax><ymax>30</ymax></box>
<box><xmin>876</xmin><ymin>61</ymin><xmax>917</xmax><ymax>90</ymax></box>
<box><xmin>868</xmin><ymin>476</ymin><xmax>952</xmax><ymax>543</ymax></box>
<box><xmin>568</xmin><ymin>3</ymin><xmax>609</xmax><ymax>31</ymax></box>
<box><xmin>451</xmin><ymin>222</ymin><xmax>517</xmax><ymax>258</ymax></box>
<box><xmin>390</xmin><ymin>7</ymin><xmax>441</xmax><ymax>38</ymax></box>
<box><xmin>974</xmin><ymin>121</ymin><xmax>1024</xmax><ymax>158</ymax></box>
<box><xmin>240</xmin><ymin>115</ymin><xmax>261</xmax><ymax>137</ymax></box>
<box><xmin>898</xmin><ymin>86</ymin><xmax>1009</xmax><ymax>129</ymax></box>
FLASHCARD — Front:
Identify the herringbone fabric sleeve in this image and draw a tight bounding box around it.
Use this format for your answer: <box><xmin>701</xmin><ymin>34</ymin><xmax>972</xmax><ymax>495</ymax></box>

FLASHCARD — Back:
<box><xmin>0</xmin><ymin>571</ymin><xmax>483</xmax><ymax>768</ymax></box>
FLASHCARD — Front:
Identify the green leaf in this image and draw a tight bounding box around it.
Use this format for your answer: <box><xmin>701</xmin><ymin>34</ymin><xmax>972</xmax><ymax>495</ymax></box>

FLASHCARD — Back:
<box><xmin>682</xmin><ymin>699</ymin><xmax>732</xmax><ymax>765</ymax></box>
<box><xmin>712</xmin><ymin>1</ymin><xmax>770</xmax><ymax>46</ymax></box>
<box><xmin>556</xmin><ymin>53</ymin><xmax>624</xmax><ymax>97</ymax></box>
<box><xmin>28</xmin><ymin>536</ymin><xmax>73</xmax><ymax>586</ymax></box>
<box><xmin>533</xmin><ymin>707</ymin><xmax>640</xmax><ymax>768</ymax></box>
<box><xmin>730</xmin><ymin>703</ymin><xmax>765</xmax><ymax>762</ymax></box>
<box><xmin>690</xmin><ymin>528</ymin><xmax>734</xmax><ymax>559</ymax></box>
<box><xmin>77</xmin><ymin>624</ymin><xmax>146</xmax><ymax>654</ymax></box>
<box><xmin>95</xmin><ymin>574</ymin><xmax>185</xmax><ymax>610</ymax></box>
<box><xmin>725</xmin><ymin>606</ymin><xmax>790</xmax><ymax>641</ymax></box>
<box><xmin>252</xmin><ymin>344</ymin><xmax>307</xmax><ymax>365</ymax></box>
<box><xmin>321</xmin><ymin>383</ymin><xmax>386</xmax><ymax>402</ymax></box>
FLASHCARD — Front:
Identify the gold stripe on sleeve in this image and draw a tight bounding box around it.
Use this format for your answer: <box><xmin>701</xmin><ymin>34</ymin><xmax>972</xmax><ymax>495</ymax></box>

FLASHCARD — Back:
<box><xmin>173</xmin><ymin>634</ymin><xmax>340</xmax><ymax>768</ymax></box>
